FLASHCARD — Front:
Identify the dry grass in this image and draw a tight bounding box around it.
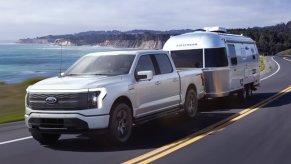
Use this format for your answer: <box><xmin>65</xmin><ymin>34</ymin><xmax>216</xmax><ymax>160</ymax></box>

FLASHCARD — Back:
<box><xmin>0</xmin><ymin>78</ymin><xmax>44</xmax><ymax>124</ymax></box>
<box><xmin>277</xmin><ymin>49</ymin><xmax>291</xmax><ymax>57</ymax></box>
<box><xmin>260</xmin><ymin>55</ymin><xmax>265</xmax><ymax>72</ymax></box>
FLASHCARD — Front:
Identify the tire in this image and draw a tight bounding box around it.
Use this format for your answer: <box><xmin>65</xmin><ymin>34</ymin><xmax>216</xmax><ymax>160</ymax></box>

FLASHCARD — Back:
<box><xmin>109</xmin><ymin>103</ymin><xmax>133</xmax><ymax>144</ymax></box>
<box><xmin>246</xmin><ymin>85</ymin><xmax>253</xmax><ymax>99</ymax></box>
<box><xmin>183</xmin><ymin>88</ymin><xmax>198</xmax><ymax>119</ymax></box>
<box><xmin>31</xmin><ymin>131</ymin><xmax>60</xmax><ymax>145</ymax></box>
<box><xmin>238</xmin><ymin>86</ymin><xmax>247</xmax><ymax>100</ymax></box>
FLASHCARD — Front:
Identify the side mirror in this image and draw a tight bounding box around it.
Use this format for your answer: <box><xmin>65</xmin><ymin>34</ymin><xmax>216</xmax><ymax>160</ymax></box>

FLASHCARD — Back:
<box><xmin>136</xmin><ymin>71</ymin><xmax>153</xmax><ymax>81</ymax></box>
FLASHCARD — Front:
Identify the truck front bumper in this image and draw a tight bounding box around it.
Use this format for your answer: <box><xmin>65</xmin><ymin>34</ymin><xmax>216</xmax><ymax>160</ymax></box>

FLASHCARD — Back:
<box><xmin>25</xmin><ymin>113</ymin><xmax>109</xmax><ymax>134</ymax></box>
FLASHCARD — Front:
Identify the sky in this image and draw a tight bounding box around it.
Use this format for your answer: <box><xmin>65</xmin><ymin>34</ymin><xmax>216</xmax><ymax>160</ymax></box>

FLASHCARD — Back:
<box><xmin>0</xmin><ymin>0</ymin><xmax>290</xmax><ymax>40</ymax></box>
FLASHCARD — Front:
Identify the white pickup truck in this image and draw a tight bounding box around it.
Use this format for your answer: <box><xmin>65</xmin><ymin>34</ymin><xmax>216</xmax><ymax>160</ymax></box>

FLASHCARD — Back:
<box><xmin>25</xmin><ymin>50</ymin><xmax>205</xmax><ymax>145</ymax></box>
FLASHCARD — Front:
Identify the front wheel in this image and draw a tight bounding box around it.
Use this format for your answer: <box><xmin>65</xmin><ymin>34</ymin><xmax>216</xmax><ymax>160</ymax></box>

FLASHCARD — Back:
<box><xmin>109</xmin><ymin>103</ymin><xmax>133</xmax><ymax>144</ymax></box>
<box><xmin>31</xmin><ymin>131</ymin><xmax>60</xmax><ymax>145</ymax></box>
<box><xmin>183</xmin><ymin>88</ymin><xmax>198</xmax><ymax>119</ymax></box>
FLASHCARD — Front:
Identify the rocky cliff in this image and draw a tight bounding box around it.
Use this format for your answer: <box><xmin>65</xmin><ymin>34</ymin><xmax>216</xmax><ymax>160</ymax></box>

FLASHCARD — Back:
<box><xmin>98</xmin><ymin>39</ymin><xmax>165</xmax><ymax>49</ymax></box>
<box><xmin>17</xmin><ymin>30</ymin><xmax>192</xmax><ymax>49</ymax></box>
<box><xmin>17</xmin><ymin>38</ymin><xmax>50</xmax><ymax>44</ymax></box>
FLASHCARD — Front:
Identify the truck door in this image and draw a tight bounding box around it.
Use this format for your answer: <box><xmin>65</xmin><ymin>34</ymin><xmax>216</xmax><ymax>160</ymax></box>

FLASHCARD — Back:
<box><xmin>134</xmin><ymin>54</ymin><xmax>180</xmax><ymax>117</ymax></box>
<box><xmin>152</xmin><ymin>53</ymin><xmax>180</xmax><ymax>108</ymax></box>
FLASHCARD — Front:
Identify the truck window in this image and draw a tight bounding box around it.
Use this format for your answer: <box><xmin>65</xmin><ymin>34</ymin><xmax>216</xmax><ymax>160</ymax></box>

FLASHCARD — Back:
<box><xmin>227</xmin><ymin>44</ymin><xmax>237</xmax><ymax>65</ymax></box>
<box><xmin>205</xmin><ymin>48</ymin><xmax>228</xmax><ymax>67</ymax></box>
<box><xmin>171</xmin><ymin>49</ymin><xmax>203</xmax><ymax>68</ymax></box>
<box><xmin>154</xmin><ymin>54</ymin><xmax>173</xmax><ymax>74</ymax></box>
<box><xmin>135</xmin><ymin>55</ymin><xmax>156</xmax><ymax>75</ymax></box>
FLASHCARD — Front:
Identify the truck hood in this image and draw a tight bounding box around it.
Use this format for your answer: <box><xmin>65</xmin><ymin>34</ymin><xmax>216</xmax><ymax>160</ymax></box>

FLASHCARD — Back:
<box><xmin>27</xmin><ymin>75</ymin><xmax>125</xmax><ymax>91</ymax></box>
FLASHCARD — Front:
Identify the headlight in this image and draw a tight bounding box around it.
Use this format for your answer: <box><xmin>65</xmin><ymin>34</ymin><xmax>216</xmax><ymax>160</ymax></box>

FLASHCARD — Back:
<box><xmin>25</xmin><ymin>93</ymin><xmax>30</xmax><ymax>107</ymax></box>
<box><xmin>88</xmin><ymin>91</ymin><xmax>100</xmax><ymax>109</ymax></box>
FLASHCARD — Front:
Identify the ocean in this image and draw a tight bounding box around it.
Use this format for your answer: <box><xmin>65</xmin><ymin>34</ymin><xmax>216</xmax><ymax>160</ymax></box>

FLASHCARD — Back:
<box><xmin>0</xmin><ymin>41</ymin><xmax>116</xmax><ymax>84</ymax></box>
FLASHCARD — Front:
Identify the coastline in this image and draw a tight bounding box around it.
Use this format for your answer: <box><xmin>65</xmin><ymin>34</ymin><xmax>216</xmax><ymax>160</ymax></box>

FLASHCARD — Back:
<box><xmin>17</xmin><ymin>37</ymin><xmax>165</xmax><ymax>49</ymax></box>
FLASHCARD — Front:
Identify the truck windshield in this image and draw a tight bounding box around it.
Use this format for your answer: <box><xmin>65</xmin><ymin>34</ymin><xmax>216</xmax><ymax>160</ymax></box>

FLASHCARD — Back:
<box><xmin>65</xmin><ymin>55</ymin><xmax>135</xmax><ymax>76</ymax></box>
<box><xmin>171</xmin><ymin>49</ymin><xmax>203</xmax><ymax>68</ymax></box>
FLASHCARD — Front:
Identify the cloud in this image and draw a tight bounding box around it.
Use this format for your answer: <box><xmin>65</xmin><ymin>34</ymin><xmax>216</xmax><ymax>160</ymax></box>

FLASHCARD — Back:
<box><xmin>0</xmin><ymin>0</ymin><xmax>290</xmax><ymax>39</ymax></box>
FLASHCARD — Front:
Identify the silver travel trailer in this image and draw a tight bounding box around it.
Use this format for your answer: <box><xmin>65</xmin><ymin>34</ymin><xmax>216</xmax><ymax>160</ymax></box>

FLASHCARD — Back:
<box><xmin>163</xmin><ymin>27</ymin><xmax>260</xmax><ymax>99</ymax></box>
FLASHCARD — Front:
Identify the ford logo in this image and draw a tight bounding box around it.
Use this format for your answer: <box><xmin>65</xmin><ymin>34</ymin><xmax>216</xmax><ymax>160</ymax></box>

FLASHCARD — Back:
<box><xmin>45</xmin><ymin>97</ymin><xmax>58</xmax><ymax>104</ymax></box>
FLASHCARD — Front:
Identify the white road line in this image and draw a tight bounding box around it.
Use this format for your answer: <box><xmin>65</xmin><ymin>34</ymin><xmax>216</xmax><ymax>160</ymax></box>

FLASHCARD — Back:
<box><xmin>0</xmin><ymin>136</ymin><xmax>32</xmax><ymax>145</ymax></box>
<box><xmin>283</xmin><ymin>57</ymin><xmax>291</xmax><ymax>62</ymax></box>
<box><xmin>261</xmin><ymin>56</ymin><xmax>280</xmax><ymax>81</ymax></box>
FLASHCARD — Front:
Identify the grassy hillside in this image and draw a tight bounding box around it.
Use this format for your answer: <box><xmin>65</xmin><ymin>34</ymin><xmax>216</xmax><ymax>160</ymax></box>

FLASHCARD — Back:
<box><xmin>260</xmin><ymin>55</ymin><xmax>265</xmax><ymax>72</ymax></box>
<box><xmin>0</xmin><ymin>78</ymin><xmax>43</xmax><ymax>124</ymax></box>
<box><xmin>277</xmin><ymin>49</ymin><xmax>291</xmax><ymax>56</ymax></box>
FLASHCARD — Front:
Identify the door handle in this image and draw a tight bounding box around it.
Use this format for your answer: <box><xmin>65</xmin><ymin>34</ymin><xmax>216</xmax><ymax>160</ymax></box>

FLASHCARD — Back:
<box><xmin>155</xmin><ymin>81</ymin><xmax>161</xmax><ymax>85</ymax></box>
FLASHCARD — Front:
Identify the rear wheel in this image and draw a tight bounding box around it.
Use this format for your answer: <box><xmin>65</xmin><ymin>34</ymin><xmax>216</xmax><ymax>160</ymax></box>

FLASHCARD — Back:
<box><xmin>238</xmin><ymin>86</ymin><xmax>247</xmax><ymax>100</ymax></box>
<box><xmin>31</xmin><ymin>131</ymin><xmax>60</xmax><ymax>145</ymax></box>
<box><xmin>183</xmin><ymin>88</ymin><xmax>198</xmax><ymax>119</ymax></box>
<box><xmin>239</xmin><ymin>84</ymin><xmax>254</xmax><ymax>100</ymax></box>
<box><xmin>246</xmin><ymin>84</ymin><xmax>253</xmax><ymax>98</ymax></box>
<box><xmin>109</xmin><ymin>103</ymin><xmax>133</xmax><ymax>144</ymax></box>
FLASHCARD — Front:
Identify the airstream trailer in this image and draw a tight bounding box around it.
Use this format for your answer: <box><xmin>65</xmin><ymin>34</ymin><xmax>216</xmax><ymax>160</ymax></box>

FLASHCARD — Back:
<box><xmin>163</xmin><ymin>27</ymin><xmax>260</xmax><ymax>99</ymax></box>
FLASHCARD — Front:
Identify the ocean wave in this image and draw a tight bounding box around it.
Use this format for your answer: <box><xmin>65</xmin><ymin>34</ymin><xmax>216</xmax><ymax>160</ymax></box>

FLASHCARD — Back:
<box><xmin>0</xmin><ymin>42</ymin><xmax>18</xmax><ymax>45</ymax></box>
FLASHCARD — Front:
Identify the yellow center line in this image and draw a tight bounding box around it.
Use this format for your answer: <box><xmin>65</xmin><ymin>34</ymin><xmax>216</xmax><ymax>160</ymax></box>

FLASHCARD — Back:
<box><xmin>123</xmin><ymin>86</ymin><xmax>291</xmax><ymax>164</ymax></box>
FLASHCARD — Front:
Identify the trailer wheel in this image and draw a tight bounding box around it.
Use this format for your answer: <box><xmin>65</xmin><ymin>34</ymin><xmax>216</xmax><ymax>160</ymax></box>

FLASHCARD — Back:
<box><xmin>246</xmin><ymin>84</ymin><xmax>253</xmax><ymax>98</ymax></box>
<box><xmin>31</xmin><ymin>131</ymin><xmax>60</xmax><ymax>145</ymax></box>
<box><xmin>183</xmin><ymin>88</ymin><xmax>198</xmax><ymax>119</ymax></box>
<box><xmin>238</xmin><ymin>87</ymin><xmax>247</xmax><ymax>100</ymax></box>
<box><xmin>109</xmin><ymin>103</ymin><xmax>133</xmax><ymax>144</ymax></box>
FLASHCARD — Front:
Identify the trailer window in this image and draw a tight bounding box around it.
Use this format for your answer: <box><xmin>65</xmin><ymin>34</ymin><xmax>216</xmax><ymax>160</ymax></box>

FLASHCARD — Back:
<box><xmin>250</xmin><ymin>48</ymin><xmax>257</xmax><ymax>61</ymax></box>
<box><xmin>205</xmin><ymin>48</ymin><xmax>228</xmax><ymax>67</ymax></box>
<box><xmin>171</xmin><ymin>49</ymin><xmax>203</xmax><ymax>68</ymax></box>
<box><xmin>241</xmin><ymin>48</ymin><xmax>246</xmax><ymax>60</ymax></box>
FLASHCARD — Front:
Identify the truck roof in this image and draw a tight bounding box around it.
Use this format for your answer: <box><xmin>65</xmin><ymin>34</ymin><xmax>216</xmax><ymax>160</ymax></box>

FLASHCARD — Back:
<box><xmin>163</xmin><ymin>31</ymin><xmax>255</xmax><ymax>51</ymax></box>
<box><xmin>86</xmin><ymin>50</ymin><xmax>166</xmax><ymax>56</ymax></box>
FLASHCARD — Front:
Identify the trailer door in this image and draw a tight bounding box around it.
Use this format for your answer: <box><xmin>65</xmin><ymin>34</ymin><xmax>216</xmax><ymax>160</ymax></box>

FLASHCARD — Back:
<box><xmin>228</xmin><ymin>44</ymin><xmax>242</xmax><ymax>90</ymax></box>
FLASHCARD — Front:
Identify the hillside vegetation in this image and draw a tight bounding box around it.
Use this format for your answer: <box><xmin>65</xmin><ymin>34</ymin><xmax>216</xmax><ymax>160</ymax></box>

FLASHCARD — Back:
<box><xmin>229</xmin><ymin>21</ymin><xmax>291</xmax><ymax>56</ymax></box>
<box><xmin>0</xmin><ymin>78</ymin><xmax>43</xmax><ymax>124</ymax></box>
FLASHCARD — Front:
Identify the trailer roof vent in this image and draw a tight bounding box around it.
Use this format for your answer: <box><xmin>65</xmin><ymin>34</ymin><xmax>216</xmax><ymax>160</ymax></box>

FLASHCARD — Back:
<box><xmin>203</xmin><ymin>26</ymin><xmax>227</xmax><ymax>33</ymax></box>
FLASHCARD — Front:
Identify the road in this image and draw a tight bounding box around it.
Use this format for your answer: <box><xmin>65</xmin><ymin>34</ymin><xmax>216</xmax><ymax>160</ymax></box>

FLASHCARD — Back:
<box><xmin>0</xmin><ymin>56</ymin><xmax>290</xmax><ymax>164</ymax></box>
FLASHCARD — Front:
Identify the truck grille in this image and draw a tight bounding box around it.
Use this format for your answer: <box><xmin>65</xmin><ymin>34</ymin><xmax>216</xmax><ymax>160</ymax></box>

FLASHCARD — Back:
<box><xmin>27</xmin><ymin>93</ymin><xmax>89</xmax><ymax>111</ymax></box>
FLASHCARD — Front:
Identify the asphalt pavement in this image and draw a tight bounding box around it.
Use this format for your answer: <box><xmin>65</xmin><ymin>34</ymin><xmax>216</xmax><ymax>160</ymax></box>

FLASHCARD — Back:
<box><xmin>0</xmin><ymin>56</ymin><xmax>290</xmax><ymax>164</ymax></box>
